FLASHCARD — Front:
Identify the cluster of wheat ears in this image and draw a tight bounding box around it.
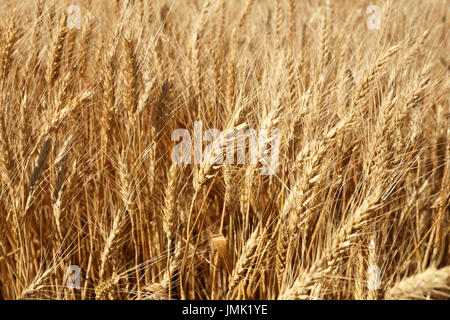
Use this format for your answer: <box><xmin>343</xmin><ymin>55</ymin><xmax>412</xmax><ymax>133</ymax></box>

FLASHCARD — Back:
<box><xmin>0</xmin><ymin>0</ymin><xmax>448</xmax><ymax>300</ymax></box>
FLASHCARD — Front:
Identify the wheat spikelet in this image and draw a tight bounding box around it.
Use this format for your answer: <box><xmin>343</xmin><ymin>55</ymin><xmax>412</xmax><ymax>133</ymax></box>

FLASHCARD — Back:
<box><xmin>222</xmin><ymin>165</ymin><xmax>239</xmax><ymax>219</ymax></box>
<box><xmin>191</xmin><ymin>0</ymin><xmax>211</xmax><ymax>96</ymax></box>
<box><xmin>227</xmin><ymin>226</ymin><xmax>261</xmax><ymax>298</ymax></box>
<box><xmin>352</xmin><ymin>45</ymin><xmax>401</xmax><ymax>111</ymax></box>
<box><xmin>163</xmin><ymin>163</ymin><xmax>180</xmax><ymax>253</ymax></box>
<box><xmin>100</xmin><ymin>45</ymin><xmax>116</xmax><ymax>153</ymax></box>
<box><xmin>319</xmin><ymin>1</ymin><xmax>331</xmax><ymax>69</ymax></box>
<box><xmin>95</xmin><ymin>274</ymin><xmax>121</xmax><ymax>300</ymax></box>
<box><xmin>41</xmin><ymin>90</ymin><xmax>92</xmax><ymax>138</ymax></box>
<box><xmin>99</xmin><ymin>209</ymin><xmax>126</xmax><ymax>280</ymax></box>
<box><xmin>238</xmin><ymin>0</ymin><xmax>255</xmax><ymax>30</ymax></box>
<box><xmin>288</xmin><ymin>0</ymin><xmax>296</xmax><ymax>42</ymax></box>
<box><xmin>276</xmin><ymin>219</ymin><xmax>289</xmax><ymax>289</ymax></box>
<box><xmin>26</xmin><ymin>138</ymin><xmax>51</xmax><ymax>209</ymax></box>
<box><xmin>0</xmin><ymin>116</ymin><xmax>13</xmax><ymax>188</ymax></box>
<box><xmin>385</xmin><ymin>266</ymin><xmax>450</xmax><ymax>299</ymax></box>
<box><xmin>46</xmin><ymin>15</ymin><xmax>67</xmax><ymax>86</ymax></box>
<box><xmin>78</xmin><ymin>13</ymin><xmax>95</xmax><ymax>78</ymax></box>
<box><xmin>121</xmin><ymin>35</ymin><xmax>138</xmax><ymax>117</ymax></box>
<box><xmin>0</xmin><ymin>24</ymin><xmax>18</xmax><ymax>90</ymax></box>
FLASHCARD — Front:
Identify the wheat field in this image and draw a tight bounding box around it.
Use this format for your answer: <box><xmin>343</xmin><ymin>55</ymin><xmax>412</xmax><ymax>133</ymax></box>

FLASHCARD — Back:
<box><xmin>0</xmin><ymin>0</ymin><xmax>448</xmax><ymax>300</ymax></box>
